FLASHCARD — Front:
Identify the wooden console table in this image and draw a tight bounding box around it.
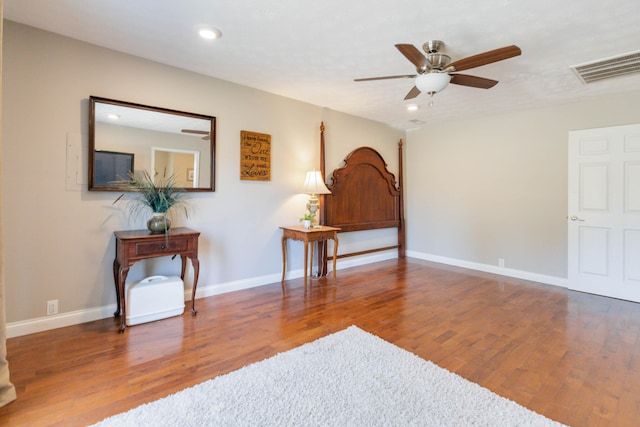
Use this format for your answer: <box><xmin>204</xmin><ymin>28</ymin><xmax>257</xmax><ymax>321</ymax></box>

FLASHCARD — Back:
<box><xmin>113</xmin><ymin>227</ymin><xmax>200</xmax><ymax>332</ymax></box>
<box><xmin>280</xmin><ymin>225</ymin><xmax>340</xmax><ymax>289</ymax></box>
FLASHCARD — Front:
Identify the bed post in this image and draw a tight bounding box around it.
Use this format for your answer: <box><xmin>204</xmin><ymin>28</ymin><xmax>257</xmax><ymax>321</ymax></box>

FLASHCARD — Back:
<box><xmin>319</xmin><ymin>122</ymin><xmax>329</xmax><ymax>276</ymax></box>
<box><xmin>320</xmin><ymin>121</ymin><xmax>326</xmax><ymax>203</ymax></box>
<box><xmin>398</xmin><ymin>139</ymin><xmax>406</xmax><ymax>258</ymax></box>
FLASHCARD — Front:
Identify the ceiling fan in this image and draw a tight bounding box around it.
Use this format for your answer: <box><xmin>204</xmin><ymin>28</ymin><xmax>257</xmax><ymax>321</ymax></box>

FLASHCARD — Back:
<box><xmin>355</xmin><ymin>40</ymin><xmax>521</xmax><ymax>101</ymax></box>
<box><xmin>182</xmin><ymin>129</ymin><xmax>210</xmax><ymax>140</ymax></box>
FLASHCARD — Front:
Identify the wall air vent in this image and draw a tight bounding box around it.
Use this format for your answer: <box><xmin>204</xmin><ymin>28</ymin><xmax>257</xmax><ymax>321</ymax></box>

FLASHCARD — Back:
<box><xmin>571</xmin><ymin>51</ymin><xmax>640</xmax><ymax>84</ymax></box>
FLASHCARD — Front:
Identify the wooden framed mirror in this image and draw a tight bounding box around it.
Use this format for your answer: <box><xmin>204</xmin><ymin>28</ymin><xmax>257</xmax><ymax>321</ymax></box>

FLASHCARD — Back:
<box><xmin>89</xmin><ymin>96</ymin><xmax>216</xmax><ymax>192</ymax></box>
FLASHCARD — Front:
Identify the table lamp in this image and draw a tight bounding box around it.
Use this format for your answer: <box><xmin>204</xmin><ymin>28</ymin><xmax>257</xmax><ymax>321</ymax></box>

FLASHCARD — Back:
<box><xmin>303</xmin><ymin>170</ymin><xmax>331</xmax><ymax>225</ymax></box>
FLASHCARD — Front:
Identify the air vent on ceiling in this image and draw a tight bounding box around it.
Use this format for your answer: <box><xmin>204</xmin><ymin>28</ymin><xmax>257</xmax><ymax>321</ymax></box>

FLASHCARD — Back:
<box><xmin>571</xmin><ymin>51</ymin><xmax>640</xmax><ymax>84</ymax></box>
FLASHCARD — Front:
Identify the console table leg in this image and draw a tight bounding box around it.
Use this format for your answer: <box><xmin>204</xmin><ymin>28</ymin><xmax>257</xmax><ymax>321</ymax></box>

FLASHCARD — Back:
<box><xmin>112</xmin><ymin>259</ymin><xmax>121</xmax><ymax>317</ymax></box>
<box><xmin>332</xmin><ymin>236</ymin><xmax>339</xmax><ymax>282</ymax></box>
<box><xmin>180</xmin><ymin>255</ymin><xmax>188</xmax><ymax>281</ymax></box>
<box><xmin>281</xmin><ymin>235</ymin><xmax>287</xmax><ymax>284</ymax></box>
<box><xmin>303</xmin><ymin>242</ymin><xmax>309</xmax><ymax>289</ymax></box>
<box><xmin>190</xmin><ymin>257</ymin><xmax>200</xmax><ymax>316</ymax></box>
<box><xmin>117</xmin><ymin>266</ymin><xmax>130</xmax><ymax>333</ymax></box>
<box><xmin>310</xmin><ymin>242</ymin><xmax>315</xmax><ymax>279</ymax></box>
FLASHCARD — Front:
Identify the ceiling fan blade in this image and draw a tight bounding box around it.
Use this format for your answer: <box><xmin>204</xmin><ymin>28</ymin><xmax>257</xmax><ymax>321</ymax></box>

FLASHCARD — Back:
<box><xmin>404</xmin><ymin>86</ymin><xmax>421</xmax><ymax>100</ymax></box>
<box><xmin>449</xmin><ymin>74</ymin><xmax>499</xmax><ymax>89</ymax></box>
<box><xmin>354</xmin><ymin>74</ymin><xmax>416</xmax><ymax>82</ymax></box>
<box><xmin>447</xmin><ymin>45</ymin><xmax>521</xmax><ymax>72</ymax></box>
<box><xmin>182</xmin><ymin>129</ymin><xmax>209</xmax><ymax>135</ymax></box>
<box><xmin>395</xmin><ymin>44</ymin><xmax>431</xmax><ymax>70</ymax></box>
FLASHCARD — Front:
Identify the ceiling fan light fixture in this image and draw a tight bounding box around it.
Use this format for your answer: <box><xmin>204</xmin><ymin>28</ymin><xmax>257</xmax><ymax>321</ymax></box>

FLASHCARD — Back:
<box><xmin>199</xmin><ymin>27</ymin><xmax>222</xmax><ymax>40</ymax></box>
<box><xmin>415</xmin><ymin>73</ymin><xmax>451</xmax><ymax>94</ymax></box>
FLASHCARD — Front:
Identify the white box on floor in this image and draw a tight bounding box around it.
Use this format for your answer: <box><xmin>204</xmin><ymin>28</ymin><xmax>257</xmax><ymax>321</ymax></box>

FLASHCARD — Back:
<box><xmin>126</xmin><ymin>275</ymin><xmax>184</xmax><ymax>326</ymax></box>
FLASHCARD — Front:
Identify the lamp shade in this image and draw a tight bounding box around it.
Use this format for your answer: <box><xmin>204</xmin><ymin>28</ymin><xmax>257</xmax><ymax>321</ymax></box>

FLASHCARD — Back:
<box><xmin>415</xmin><ymin>72</ymin><xmax>451</xmax><ymax>94</ymax></box>
<box><xmin>303</xmin><ymin>170</ymin><xmax>331</xmax><ymax>194</ymax></box>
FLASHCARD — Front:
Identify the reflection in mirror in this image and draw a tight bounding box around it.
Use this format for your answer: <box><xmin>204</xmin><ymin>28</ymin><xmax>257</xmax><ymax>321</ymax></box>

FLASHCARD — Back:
<box><xmin>151</xmin><ymin>148</ymin><xmax>200</xmax><ymax>187</ymax></box>
<box><xmin>89</xmin><ymin>96</ymin><xmax>215</xmax><ymax>192</ymax></box>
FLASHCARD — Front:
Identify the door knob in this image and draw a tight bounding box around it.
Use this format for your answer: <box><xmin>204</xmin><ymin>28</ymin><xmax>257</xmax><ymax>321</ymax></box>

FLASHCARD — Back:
<box><xmin>569</xmin><ymin>215</ymin><xmax>585</xmax><ymax>222</ymax></box>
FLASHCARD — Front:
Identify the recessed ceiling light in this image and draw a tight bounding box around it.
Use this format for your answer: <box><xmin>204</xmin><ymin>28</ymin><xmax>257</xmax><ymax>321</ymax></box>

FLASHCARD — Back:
<box><xmin>407</xmin><ymin>104</ymin><xmax>419</xmax><ymax>111</ymax></box>
<box><xmin>107</xmin><ymin>114</ymin><xmax>119</xmax><ymax>120</ymax></box>
<box><xmin>199</xmin><ymin>28</ymin><xmax>222</xmax><ymax>40</ymax></box>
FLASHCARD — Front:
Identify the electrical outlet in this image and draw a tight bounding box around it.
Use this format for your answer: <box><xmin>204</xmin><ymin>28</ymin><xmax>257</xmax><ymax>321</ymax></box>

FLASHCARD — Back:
<box><xmin>47</xmin><ymin>300</ymin><xmax>58</xmax><ymax>315</ymax></box>
<box><xmin>498</xmin><ymin>258</ymin><xmax>505</xmax><ymax>268</ymax></box>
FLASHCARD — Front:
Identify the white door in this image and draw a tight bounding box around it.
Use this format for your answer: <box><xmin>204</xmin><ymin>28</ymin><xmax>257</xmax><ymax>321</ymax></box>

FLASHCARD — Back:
<box><xmin>568</xmin><ymin>124</ymin><xmax>640</xmax><ymax>302</ymax></box>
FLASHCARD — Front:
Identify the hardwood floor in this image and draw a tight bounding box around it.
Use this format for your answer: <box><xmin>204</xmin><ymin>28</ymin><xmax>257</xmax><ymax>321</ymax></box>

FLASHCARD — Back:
<box><xmin>2</xmin><ymin>258</ymin><xmax>640</xmax><ymax>426</ymax></box>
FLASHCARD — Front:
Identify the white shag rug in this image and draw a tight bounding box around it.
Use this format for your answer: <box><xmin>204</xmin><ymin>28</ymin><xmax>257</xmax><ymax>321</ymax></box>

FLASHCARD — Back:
<box><xmin>92</xmin><ymin>326</ymin><xmax>564</xmax><ymax>426</ymax></box>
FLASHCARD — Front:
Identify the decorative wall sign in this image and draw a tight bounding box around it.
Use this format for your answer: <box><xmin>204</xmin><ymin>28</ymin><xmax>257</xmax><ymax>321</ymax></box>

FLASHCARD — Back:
<box><xmin>240</xmin><ymin>131</ymin><xmax>271</xmax><ymax>181</ymax></box>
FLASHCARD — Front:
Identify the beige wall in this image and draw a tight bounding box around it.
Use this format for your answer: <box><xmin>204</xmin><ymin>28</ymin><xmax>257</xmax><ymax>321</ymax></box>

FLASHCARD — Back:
<box><xmin>1</xmin><ymin>21</ymin><xmax>403</xmax><ymax>330</ymax></box>
<box><xmin>405</xmin><ymin>91</ymin><xmax>640</xmax><ymax>279</ymax></box>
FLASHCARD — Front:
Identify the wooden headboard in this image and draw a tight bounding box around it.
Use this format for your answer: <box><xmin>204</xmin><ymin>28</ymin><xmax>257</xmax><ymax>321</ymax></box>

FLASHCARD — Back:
<box><xmin>319</xmin><ymin>122</ymin><xmax>405</xmax><ymax>270</ymax></box>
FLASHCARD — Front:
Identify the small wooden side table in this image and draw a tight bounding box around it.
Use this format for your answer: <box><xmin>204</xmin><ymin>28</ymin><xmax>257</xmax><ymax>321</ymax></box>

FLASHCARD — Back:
<box><xmin>113</xmin><ymin>227</ymin><xmax>200</xmax><ymax>332</ymax></box>
<box><xmin>280</xmin><ymin>225</ymin><xmax>340</xmax><ymax>288</ymax></box>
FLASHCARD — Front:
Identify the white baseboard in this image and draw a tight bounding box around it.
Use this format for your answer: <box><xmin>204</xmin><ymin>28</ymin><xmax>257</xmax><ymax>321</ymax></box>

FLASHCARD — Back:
<box><xmin>405</xmin><ymin>250</ymin><xmax>568</xmax><ymax>288</ymax></box>
<box><xmin>8</xmin><ymin>250</ymin><xmax>558</xmax><ymax>338</ymax></box>
<box><xmin>6</xmin><ymin>305</ymin><xmax>118</xmax><ymax>339</ymax></box>
<box><xmin>188</xmin><ymin>272</ymin><xmax>283</xmax><ymax>300</ymax></box>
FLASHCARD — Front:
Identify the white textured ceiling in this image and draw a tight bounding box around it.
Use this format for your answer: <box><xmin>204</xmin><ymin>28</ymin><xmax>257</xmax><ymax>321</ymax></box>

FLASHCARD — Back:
<box><xmin>4</xmin><ymin>0</ymin><xmax>640</xmax><ymax>129</ymax></box>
